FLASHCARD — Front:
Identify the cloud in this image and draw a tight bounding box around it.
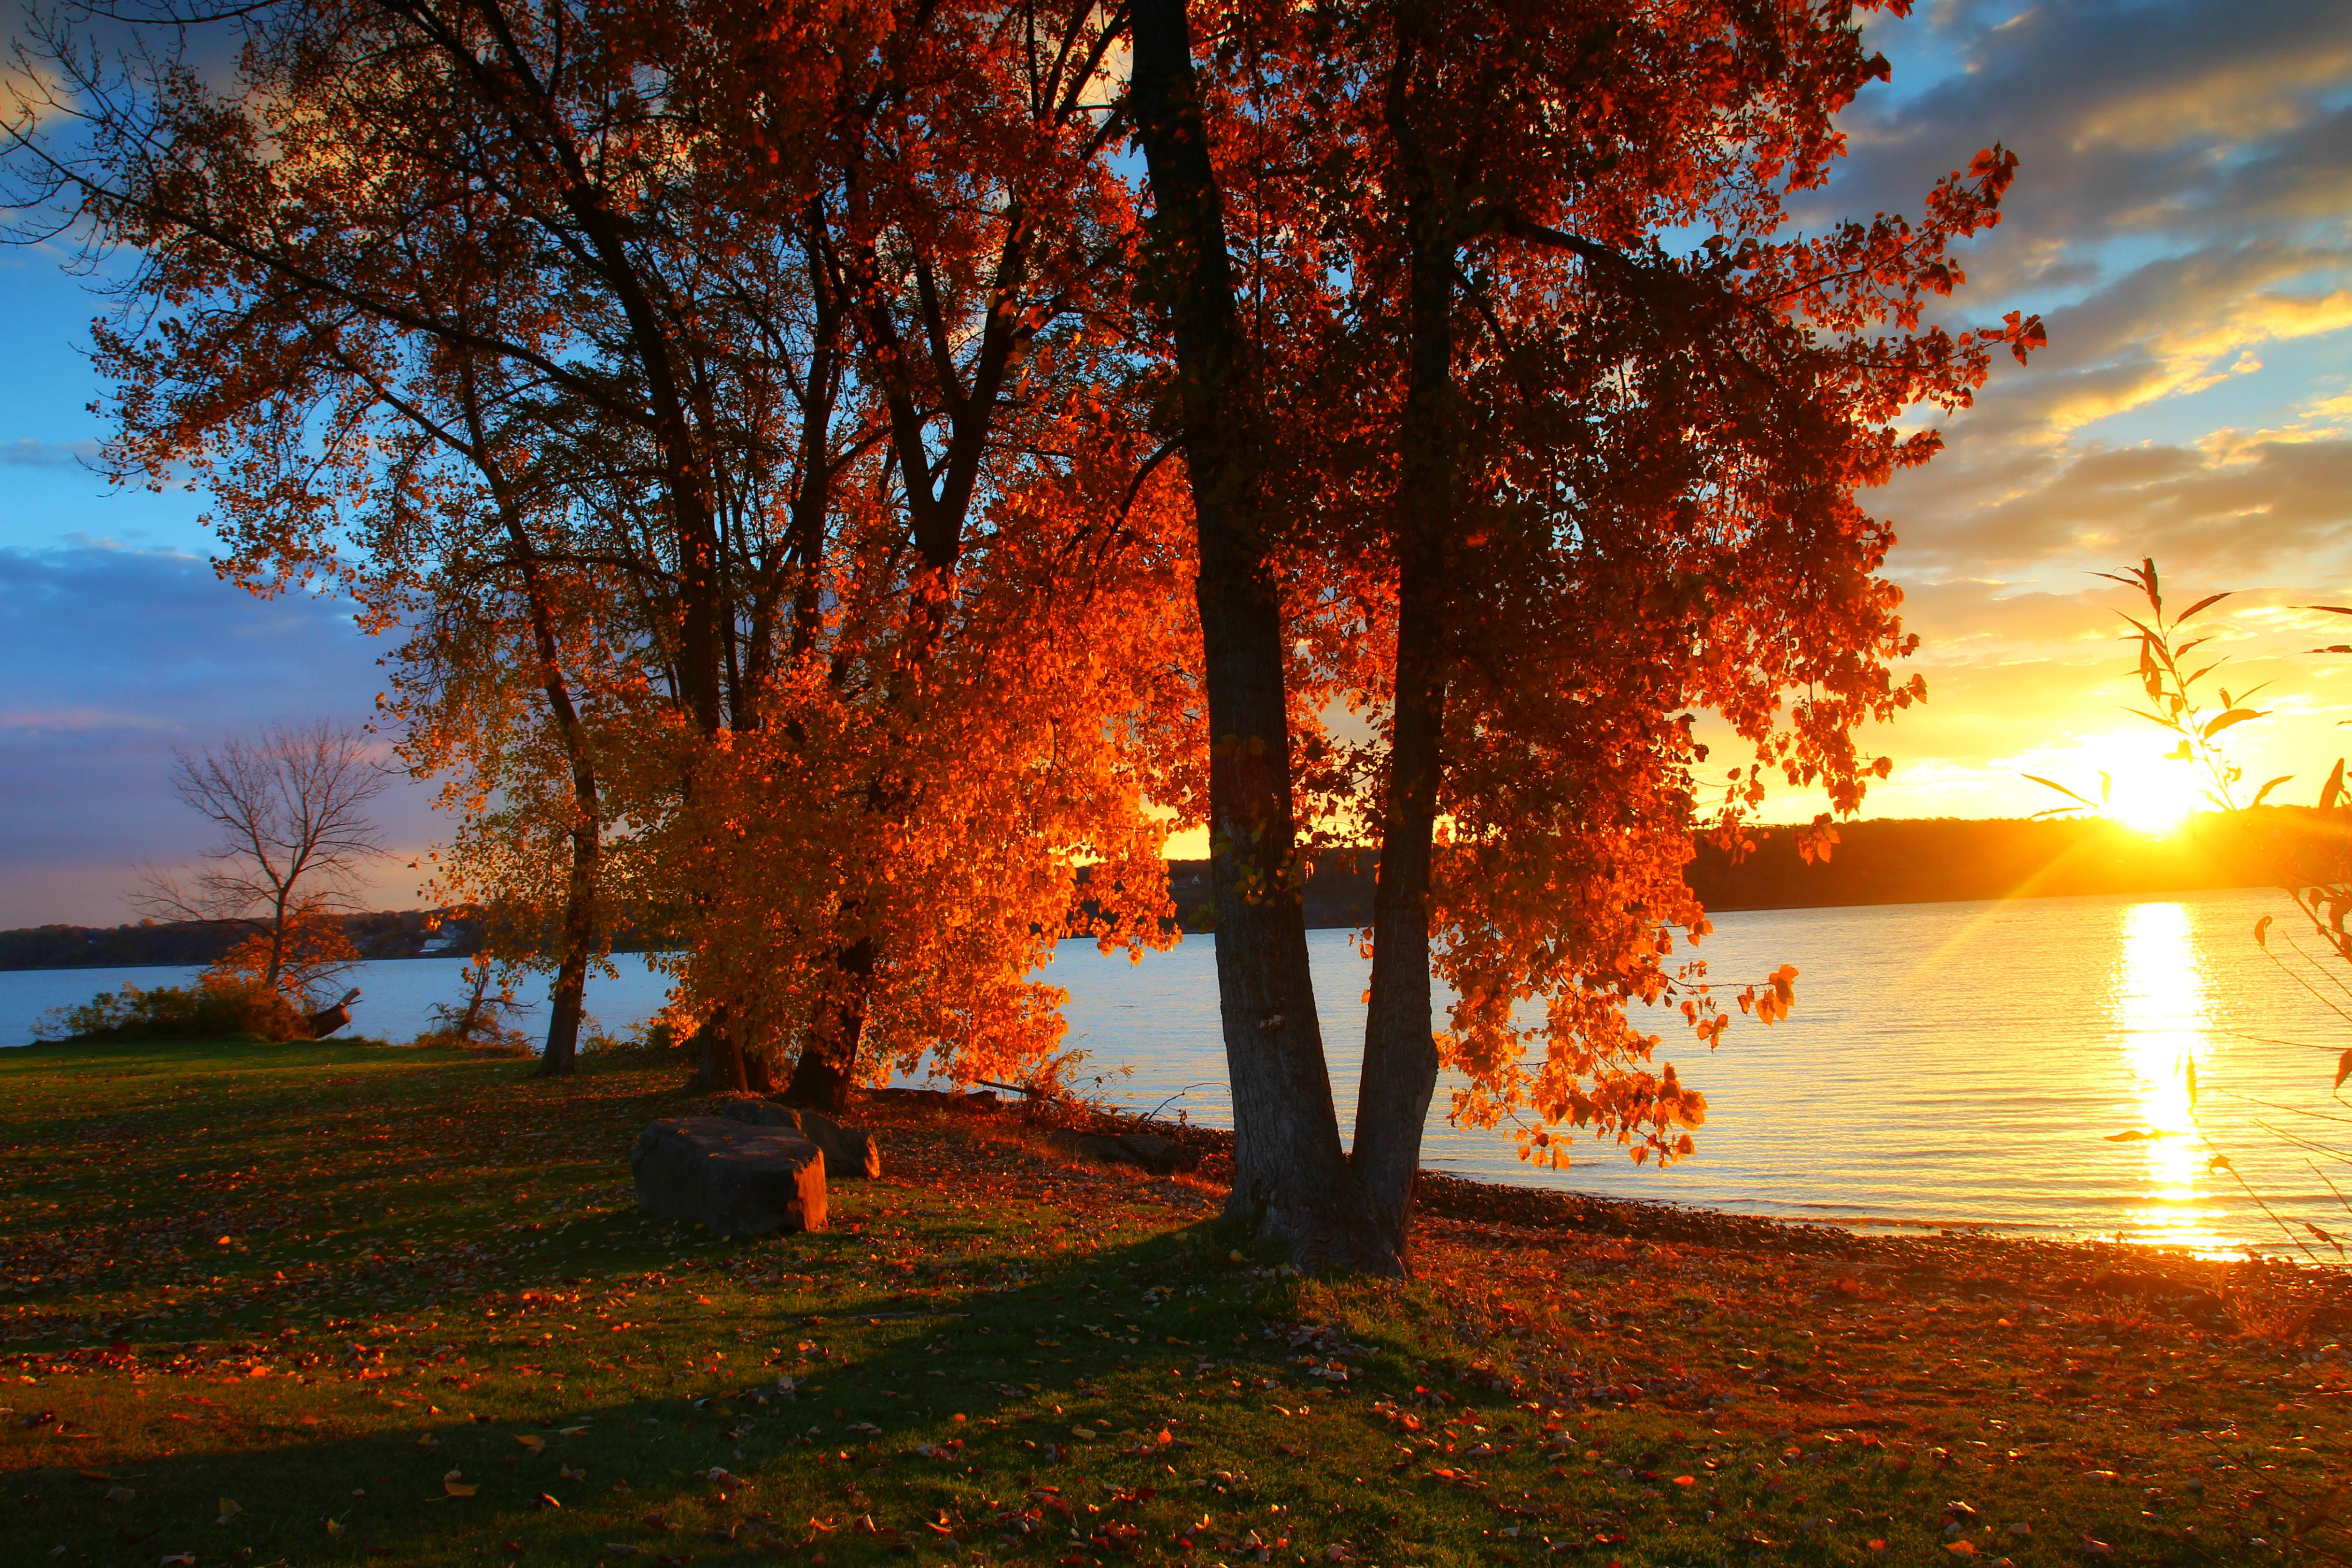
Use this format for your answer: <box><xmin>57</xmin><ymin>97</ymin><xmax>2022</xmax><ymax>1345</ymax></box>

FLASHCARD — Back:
<box><xmin>0</xmin><ymin>438</ymin><xmax>100</xmax><ymax>467</ymax></box>
<box><xmin>0</xmin><ymin>47</ymin><xmax>68</xmax><ymax>137</ymax></box>
<box><xmin>1840</xmin><ymin>0</ymin><xmax>2352</xmax><ymax>267</ymax></box>
<box><xmin>0</xmin><ymin>542</ymin><xmax>437</xmax><ymax>924</ymax></box>
<box><xmin>1888</xmin><ymin>429</ymin><xmax>2352</xmax><ymax>577</ymax></box>
<box><xmin>1812</xmin><ymin>0</ymin><xmax>2352</xmax><ymax>630</ymax></box>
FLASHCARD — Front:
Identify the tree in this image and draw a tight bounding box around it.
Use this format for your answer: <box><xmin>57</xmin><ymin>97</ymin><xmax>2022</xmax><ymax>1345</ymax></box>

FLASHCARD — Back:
<box><xmin>1131</xmin><ymin>0</ymin><xmax>2041</xmax><ymax>1271</ymax></box>
<box><xmin>1129</xmin><ymin>0</ymin><xmax>1385</xmax><ymax>1269</ymax></box>
<box><xmin>3</xmin><ymin>0</ymin><xmax>831</xmax><ymax>1076</ymax></box>
<box><xmin>12</xmin><ymin>0</ymin><xmax>1193</xmax><ymax>1105</ymax></box>
<box><xmin>139</xmin><ymin>721</ymin><xmax>389</xmax><ymax>1002</ymax></box>
<box><xmin>657</xmin><ymin>0</ymin><xmax>1181</xmax><ymax>1111</ymax></box>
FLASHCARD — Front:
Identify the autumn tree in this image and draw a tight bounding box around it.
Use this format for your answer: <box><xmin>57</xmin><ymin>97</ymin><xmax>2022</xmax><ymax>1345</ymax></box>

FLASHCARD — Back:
<box><xmin>378</xmin><ymin>362</ymin><xmax>624</xmax><ymax>1078</ymax></box>
<box><xmin>1131</xmin><ymin>0</ymin><xmax>2040</xmax><ymax>1270</ymax></box>
<box><xmin>138</xmin><ymin>721</ymin><xmax>388</xmax><ymax>1003</ymax></box>
<box><xmin>626</xmin><ymin>0</ymin><xmax>1194</xmax><ymax>1109</ymax></box>
<box><xmin>8</xmin><ymin>0</ymin><xmax>1194</xmax><ymax>1097</ymax></box>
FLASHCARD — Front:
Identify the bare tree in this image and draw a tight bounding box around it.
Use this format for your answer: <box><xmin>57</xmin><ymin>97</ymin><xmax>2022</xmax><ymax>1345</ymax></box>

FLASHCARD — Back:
<box><xmin>139</xmin><ymin>722</ymin><xmax>390</xmax><ymax>999</ymax></box>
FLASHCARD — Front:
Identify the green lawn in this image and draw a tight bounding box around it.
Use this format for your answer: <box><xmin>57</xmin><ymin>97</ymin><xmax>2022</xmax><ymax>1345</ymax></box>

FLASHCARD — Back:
<box><xmin>1</xmin><ymin>1035</ymin><xmax>2345</xmax><ymax>1568</ymax></box>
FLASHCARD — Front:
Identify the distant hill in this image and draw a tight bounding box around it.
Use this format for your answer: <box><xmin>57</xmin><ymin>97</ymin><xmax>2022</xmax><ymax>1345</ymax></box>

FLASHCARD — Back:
<box><xmin>1170</xmin><ymin>810</ymin><xmax>2328</xmax><ymax>930</ymax></box>
<box><xmin>1685</xmin><ymin>810</ymin><xmax>2326</xmax><ymax>912</ymax></box>
<box><xmin>0</xmin><ymin>910</ymin><xmax>483</xmax><ymax>972</ymax></box>
<box><xmin>8</xmin><ymin>812</ymin><xmax>2321</xmax><ymax>968</ymax></box>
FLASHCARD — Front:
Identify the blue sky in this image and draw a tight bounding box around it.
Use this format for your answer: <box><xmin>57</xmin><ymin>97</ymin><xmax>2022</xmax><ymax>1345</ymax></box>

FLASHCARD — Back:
<box><xmin>4</xmin><ymin>0</ymin><xmax>2352</xmax><ymax>924</ymax></box>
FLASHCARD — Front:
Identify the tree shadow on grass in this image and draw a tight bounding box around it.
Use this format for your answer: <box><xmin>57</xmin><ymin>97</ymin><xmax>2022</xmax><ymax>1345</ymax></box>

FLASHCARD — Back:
<box><xmin>12</xmin><ymin>1200</ymin><xmax>1512</xmax><ymax>1568</ymax></box>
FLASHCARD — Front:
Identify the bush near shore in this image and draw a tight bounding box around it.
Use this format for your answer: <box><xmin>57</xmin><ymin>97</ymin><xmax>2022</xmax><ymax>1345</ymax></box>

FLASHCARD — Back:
<box><xmin>35</xmin><ymin>979</ymin><xmax>311</xmax><ymax>1043</ymax></box>
<box><xmin>2</xmin><ymin>1036</ymin><xmax>2348</xmax><ymax>1568</ymax></box>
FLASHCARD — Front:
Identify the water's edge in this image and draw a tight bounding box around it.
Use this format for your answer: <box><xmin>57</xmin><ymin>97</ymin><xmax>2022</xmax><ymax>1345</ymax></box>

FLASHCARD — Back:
<box><xmin>3</xmin><ymin>887</ymin><xmax>2340</xmax><ymax>1259</ymax></box>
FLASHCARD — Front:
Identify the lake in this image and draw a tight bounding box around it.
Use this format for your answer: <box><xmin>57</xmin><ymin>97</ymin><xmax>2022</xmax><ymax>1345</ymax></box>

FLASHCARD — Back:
<box><xmin>6</xmin><ymin>886</ymin><xmax>2347</xmax><ymax>1260</ymax></box>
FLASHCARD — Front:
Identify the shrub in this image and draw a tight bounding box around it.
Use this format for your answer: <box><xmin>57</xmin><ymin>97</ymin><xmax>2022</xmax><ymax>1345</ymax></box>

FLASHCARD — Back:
<box><xmin>38</xmin><ymin>979</ymin><xmax>308</xmax><ymax>1043</ymax></box>
<box><xmin>409</xmin><ymin>959</ymin><xmax>533</xmax><ymax>1056</ymax></box>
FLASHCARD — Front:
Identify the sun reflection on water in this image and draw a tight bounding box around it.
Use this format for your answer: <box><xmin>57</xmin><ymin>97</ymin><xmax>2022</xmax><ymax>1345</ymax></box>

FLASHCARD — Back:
<box><xmin>2113</xmin><ymin>902</ymin><xmax>2229</xmax><ymax>1251</ymax></box>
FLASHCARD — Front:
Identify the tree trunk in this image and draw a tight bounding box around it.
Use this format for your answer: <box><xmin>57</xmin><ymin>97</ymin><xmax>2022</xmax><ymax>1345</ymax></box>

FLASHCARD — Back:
<box><xmin>785</xmin><ymin>935</ymin><xmax>871</xmax><ymax>1115</ymax></box>
<box><xmin>535</xmin><ymin>694</ymin><xmax>601</xmax><ymax>1078</ymax></box>
<box><xmin>742</xmin><ymin>1048</ymin><xmax>776</xmax><ymax>1095</ymax></box>
<box><xmin>1351</xmin><ymin>94</ymin><xmax>1463</xmax><ymax>1260</ymax></box>
<box><xmin>691</xmin><ymin>1009</ymin><xmax>750</xmax><ymax>1094</ymax></box>
<box><xmin>539</xmin><ymin>905</ymin><xmax>590</xmax><ymax>1076</ymax></box>
<box><xmin>1130</xmin><ymin>0</ymin><xmax>1395</xmax><ymax>1275</ymax></box>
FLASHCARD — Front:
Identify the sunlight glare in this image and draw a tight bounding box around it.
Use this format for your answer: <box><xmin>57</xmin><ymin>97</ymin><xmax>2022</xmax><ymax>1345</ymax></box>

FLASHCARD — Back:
<box><xmin>2103</xmin><ymin>761</ymin><xmax>2201</xmax><ymax>836</ymax></box>
<box><xmin>2112</xmin><ymin>902</ymin><xmax>2226</xmax><ymax>1252</ymax></box>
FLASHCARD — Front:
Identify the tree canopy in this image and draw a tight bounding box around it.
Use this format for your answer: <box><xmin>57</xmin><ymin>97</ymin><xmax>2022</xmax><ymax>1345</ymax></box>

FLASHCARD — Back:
<box><xmin>4</xmin><ymin>0</ymin><xmax>2037</xmax><ymax>1269</ymax></box>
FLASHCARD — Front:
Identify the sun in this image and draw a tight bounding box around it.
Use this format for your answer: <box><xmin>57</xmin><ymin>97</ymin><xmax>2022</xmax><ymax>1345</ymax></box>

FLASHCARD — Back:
<box><xmin>2104</xmin><ymin>762</ymin><xmax>2202</xmax><ymax>836</ymax></box>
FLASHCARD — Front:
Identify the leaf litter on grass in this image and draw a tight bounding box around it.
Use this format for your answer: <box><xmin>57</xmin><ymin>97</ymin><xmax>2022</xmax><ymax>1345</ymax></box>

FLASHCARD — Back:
<box><xmin>2</xmin><ymin>1036</ymin><xmax>2350</xmax><ymax>1566</ymax></box>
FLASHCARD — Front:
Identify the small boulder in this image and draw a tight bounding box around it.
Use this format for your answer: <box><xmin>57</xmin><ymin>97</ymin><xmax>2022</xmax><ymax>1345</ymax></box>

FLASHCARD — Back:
<box><xmin>1115</xmin><ymin>1133</ymin><xmax>1202</xmax><ymax>1174</ymax></box>
<box><xmin>720</xmin><ymin>1099</ymin><xmax>882</xmax><ymax>1180</ymax></box>
<box><xmin>632</xmin><ymin>1116</ymin><xmax>826</xmax><ymax>1236</ymax></box>
<box><xmin>1045</xmin><ymin>1131</ymin><xmax>1136</xmax><ymax>1168</ymax></box>
<box><xmin>1044</xmin><ymin>1130</ymin><xmax>1201</xmax><ymax>1175</ymax></box>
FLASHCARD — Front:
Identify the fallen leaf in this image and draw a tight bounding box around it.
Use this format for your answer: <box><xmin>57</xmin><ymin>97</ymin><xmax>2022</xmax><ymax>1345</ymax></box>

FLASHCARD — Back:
<box><xmin>106</xmin><ymin>1486</ymin><xmax>137</xmax><ymax>1503</ymax></box>
<box><xmin>326</xmin><ymin>1518</ymin><xmax>346</xmax><ymax>1538</ymax></box>
<box><xmin>535</xmin><ymin>1493</ymin><xmax>561</xmax><ymax>1510</ymax></box>
<box><xmin>444</xmin><ymin>1476</ymin><xmax>478</xmax><ymax>1499</ymax></box>
<box><xmin>2296</xmin><ymin>1482</ymin><xmax>2345</xmax><ymax>1537</ymax></box>
<box><xmin>515</xmin><ymin>1434</ymin><xmax>546</xmax><ymax>1454</ymax></box>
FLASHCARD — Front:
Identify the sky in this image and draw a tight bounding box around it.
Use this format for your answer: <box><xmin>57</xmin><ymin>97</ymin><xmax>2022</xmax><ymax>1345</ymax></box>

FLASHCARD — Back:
<box><xmin>2</xmin><ymin>0</ymin><xmax>2351</xmax><ymax>925</ymax></box>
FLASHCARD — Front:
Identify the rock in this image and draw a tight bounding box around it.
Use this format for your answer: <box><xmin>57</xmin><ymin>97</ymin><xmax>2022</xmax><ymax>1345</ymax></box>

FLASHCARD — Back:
<box><xmin>719</xmin><ymin>1099</ymin><xmax>882</xmax><ymax>1180</ymax></box>
<box><xmin>307</xmin><ymin>986</ymin><xmax>362</xmax><ymax>1038</ymax></box>
<box><xmin>1042</xmin><ymin>1130</ymin><xmax>1202</xmax><ymax>1175</ymax></box>
<box><xmin>632</xmin><ymin>1116</ymin><xmax>826</xmax><ymax>1236</ymax></box>
<box><xmin>1046</xmin><ymin>1131</ymin><xmax>1133</xmax><ymax>1167</ymax></box>
<box><xmin>1115</xmin><ymin>1133</ymin><xmax>1202</xmax><ymax>1174</ymax></box>
<box><xmin>718</xmin><ymin>1097</ymin><xmax>796</xmax><ymax>1128</ymax></box>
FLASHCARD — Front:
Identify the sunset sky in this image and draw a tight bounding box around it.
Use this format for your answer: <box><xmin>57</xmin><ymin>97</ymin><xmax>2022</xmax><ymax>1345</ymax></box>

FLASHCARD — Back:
<box><xmin>2</xmin><ymin>0</ymin><xmax>2349</xmax><ymax>925</ymax></box>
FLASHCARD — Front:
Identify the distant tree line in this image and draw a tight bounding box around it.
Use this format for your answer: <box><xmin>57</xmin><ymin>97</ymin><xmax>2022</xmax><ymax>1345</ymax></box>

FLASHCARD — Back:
<box><xmin>25</xmin><ymin>812</ymin><xmax>2282</xmax><ymax>972</ymax></box>
<box><xmin>1169</xmin><ymin>814</ymin><xmax>2325</xmax><ymax>930</ymax></box>
<box><xmin>1681</xmin><ymin>812</ymin><xmax>2331</xmax><ymax>912</ymax></box>
<box><xmin>0</xmin><ymin>912</ymin><xmax>474</xmax><ymax>972</ymax></box>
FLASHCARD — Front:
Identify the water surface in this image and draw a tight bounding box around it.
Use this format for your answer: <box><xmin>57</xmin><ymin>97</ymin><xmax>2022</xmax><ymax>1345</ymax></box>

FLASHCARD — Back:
<box><xmin>7</xmin><ymin>887</ymin><xmax>2346</xmax><ymax>1257</ymax></box>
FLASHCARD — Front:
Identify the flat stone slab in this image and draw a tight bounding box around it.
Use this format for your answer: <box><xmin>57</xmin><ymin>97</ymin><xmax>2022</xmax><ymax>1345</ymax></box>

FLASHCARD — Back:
<box><xmin>632</xmin><ymin>1116</ymin><xmax>826</xmax><ymax>1236</ymax></box>
<box><xmin>720</xmin><ymin>1099</ymin><xmax>882</xmax><ymax>1179</ymax></box>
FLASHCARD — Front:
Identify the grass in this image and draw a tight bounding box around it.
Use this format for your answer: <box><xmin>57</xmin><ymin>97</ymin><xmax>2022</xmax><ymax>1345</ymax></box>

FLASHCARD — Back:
<box><xmin>2</xmin><ymin>1035</ymin><xmax>2350</xmax><ymax>1568</ymax></box>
